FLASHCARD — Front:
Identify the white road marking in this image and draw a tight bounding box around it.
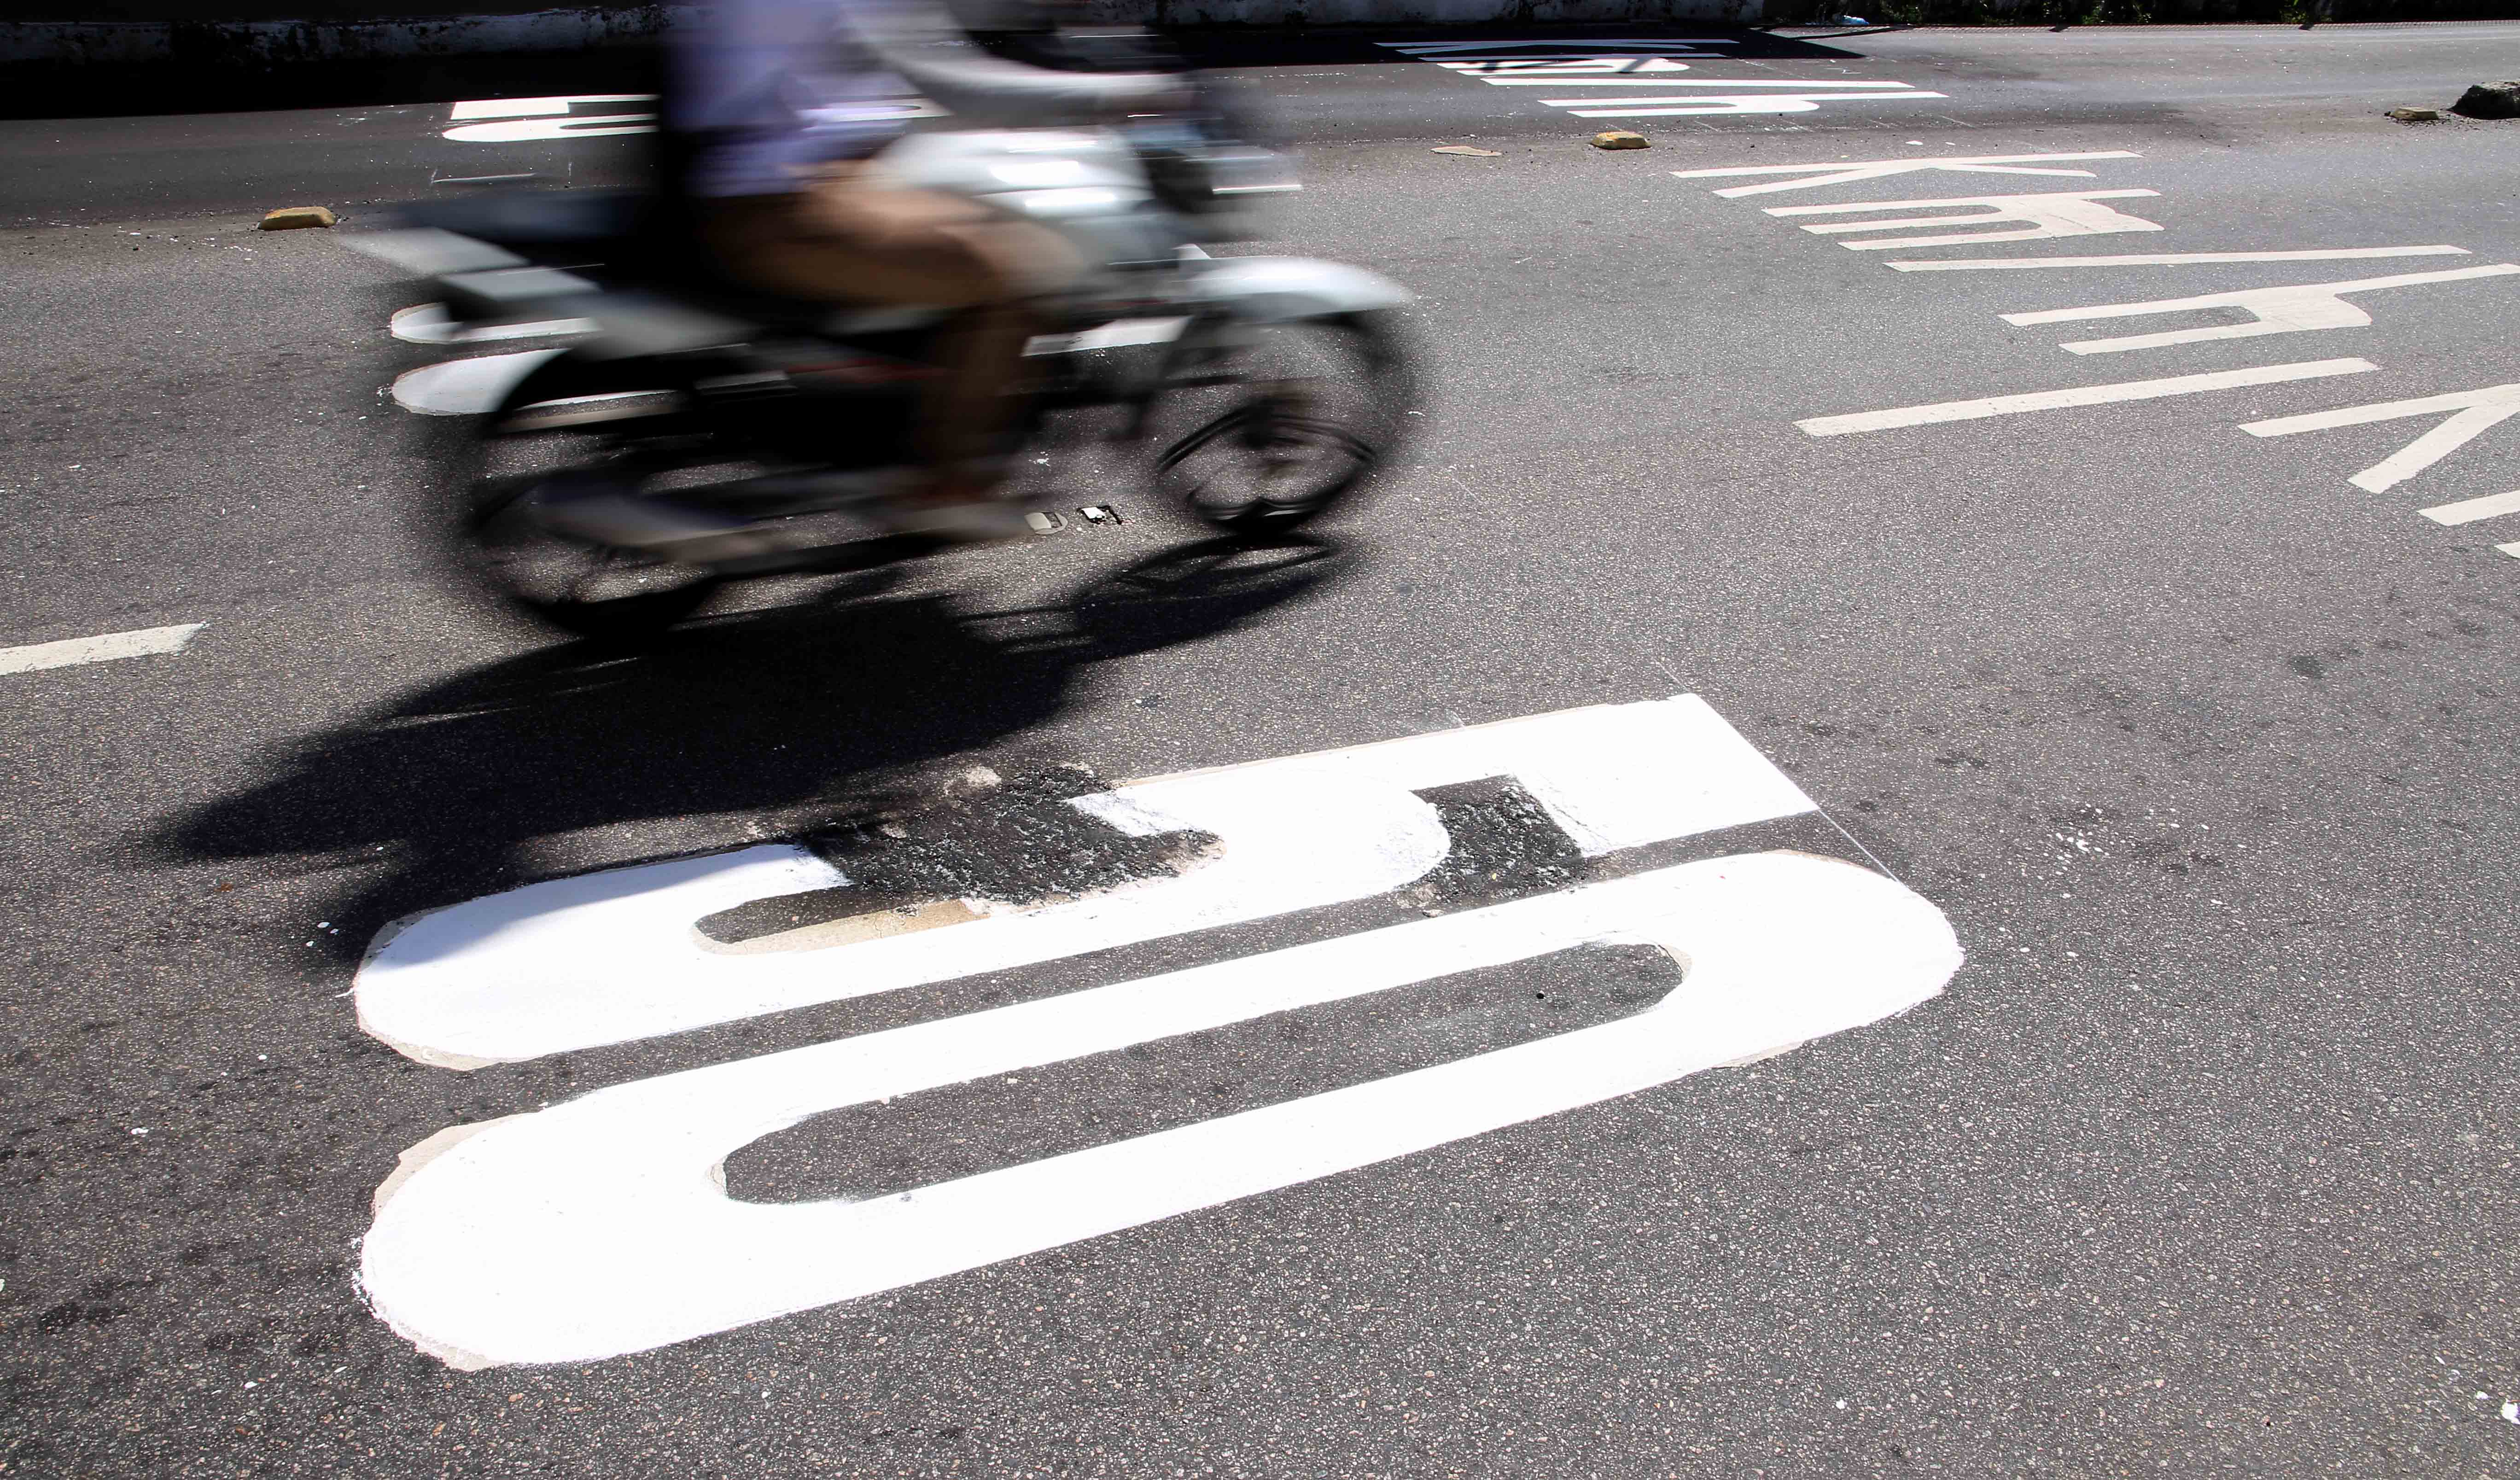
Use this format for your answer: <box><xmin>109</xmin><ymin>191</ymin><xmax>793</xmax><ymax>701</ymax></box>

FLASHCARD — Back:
<box><xmin>1767</xmin><ymin>191</ymin><xmax>2164</xmax><ymax>251</ymax></box>
<box><xmin>1374</xmin><ymin>40</ymin><xmax>1938</xmax><ymax>118</ymax></box>
<box><xmin>2419</xmin><ymin>489</ymin><xmax>2520</xmax><ymax>526</ymax></box>
<box><xmin>389</xmin><ymin>303</ymin><xmax>595</xmax><ymax>346</ymax></box>
<box><xmin>443</xmin><ymin>115</ymin><xmax>658</xmax><ymax>144</ymax></box>
<box><xmin>389</xmin><ymin>350</ymin><xmax>566</xmax><ymax>416</ymax></box>
<box><xmin>2241</xmin><ymin>382</ymin><xmax>2520</xmax><ymax>493</ymax></box>
<box><xmin>1436</xmin><ymin>58</ymin><xmax>1704</xmax><ymax>77</ymax></box>
<box><xmin>359</xmin><ymin>851</ymin><xmax>1960</xmax><ymax>1369</ymax></box>
<box><xmin>1797</xmin><ymin>358</ymin><xmax>2379</xmax><ymax>437</ymax></box>
<box><xmin>1885</xmin><ymin>246</ymin><xmax>2473</xmax><ymax>272</ymax></box>
<box><xmin>2003</xmin><ymin>264</ymin><xmax>2520</xmax><ymax>355</ymax></box>
<box><xmin>443</xmin><ymin>93</ymin><xmax>939</xmax><ymax>142</ymax></box>
<box><xmin>356</xmin><ymin>697</ymin><xmax>1817</xmax><ymax>1067</ymax></box>
<box><xmin>1494</xmin><ymin>77</ymin><xmax>1924</xmax><ymax>87</ymax></box>
<box><xmin>1377</xmin><ymin>39</ymin><xmax>1743</xmax><ymax>54</ymax></box>
<box><xmin>447</xmin><ymin>95</ymin><xmax>651</xmax><ymax>120</ymax></box>
<box><xmin>1550</xmin><ymin>89</ymin><xmax>1945</xmax><ymax>117</ymax></box>
<box><xmin>1674</xmin><ymin>152</ymin><xmax>2139</xmax><ymax>198</ymax></box>
<box><xmin>0</xmin><ymin>622</ymin><xmax>203</xmax><ymax>676</ymax></box>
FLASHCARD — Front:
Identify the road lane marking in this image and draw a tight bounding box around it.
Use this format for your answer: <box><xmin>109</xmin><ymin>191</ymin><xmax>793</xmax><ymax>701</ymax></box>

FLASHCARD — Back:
<box><xmin>1550</xmin><ymin>90</ymin><xmax>1946</xmax><ymax>117</ymax></box>
<box><xmin>1886</xmin><ymin>246</ymin><xmax>2473</xmax><ymax>272</ymax></box>
<box><xmin>2420</xmin><ymin>489</ymin><xmax>2520</xmax><ymax>526</ymax></box>
<box><xmin>389</xmin><ymin>303</ymin><xmax>595</xmax><ymax>346</ymax></box>
<box><xmin>356</xmin><ymin>697</ymin><xmax>1816</xmax><ymax>1068</ymax></box>
<box><xmin>361</xmin><ymin>850</ymin><xmax>1958</xmax><ymax>1369</ymax></box>
<box><xmin>1500</xmin><ymin>78</ymin><xmax>1925</xmax><ymax>87</ymax></box>
<box><xmin>2241</xmin><ymin>382</ymin><xmax>2520</xmax><ymax>493</ymax></box>
<box><xmin>1374</xmin><ymin>39</ymin><xmax>1944</xmax><ymax>119</ymax></box>
<box><xmin>1378</xmin><ymin>39</ymin><xmax>1743</xmax><ymax>55</ymax></box>
<box><xmin>447</xmin><ymin>95</ymin><xmax>649</xmax><ymax>120</ymax></box>
<box><xmin>390</xmin><ymin>350</ymin><xmax>566</xmax><ymax>416</ymax></box>
<box><xmin>443</xmin><ymin>94</ymin><xmax>939</xmax><ymax>142</ymax></box>
<box><xmin>1767</xmin><ymin>190</ymin><xmax>2164</xmax><ymax>251</ymax></box>
<box><xmin>1797</xmin><ymin>358</ymin><xmax>2379</xmax><ymax>437</ymax></box>
<box><xmin>1674</xmin><ymin>152</ymin><xmax>2138</xmax><ymax>198</ymax></box>
<box><xmin>0</xmin><ymin>623</ymin><xmax>203</xmax><ymax>676</ymax></box>
<box><xmin>2003</xmin><ymin>264</ymin><xmax>2520</xmax><ymax>355</ymax></box>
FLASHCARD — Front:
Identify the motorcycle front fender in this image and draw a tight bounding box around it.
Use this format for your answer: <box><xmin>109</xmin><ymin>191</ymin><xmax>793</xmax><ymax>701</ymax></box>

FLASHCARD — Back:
<box><xmin>1187</xmin><ymin>256</ymin><xmax>1413</xmax><ymax>324</ymax></box>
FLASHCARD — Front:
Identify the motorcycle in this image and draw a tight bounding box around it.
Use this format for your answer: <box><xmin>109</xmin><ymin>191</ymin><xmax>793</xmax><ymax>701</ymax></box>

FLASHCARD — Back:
<box><xmin>348</xmin><ymin>95</ymin><xmax>1419</xmax><ymax>638</ymax></box>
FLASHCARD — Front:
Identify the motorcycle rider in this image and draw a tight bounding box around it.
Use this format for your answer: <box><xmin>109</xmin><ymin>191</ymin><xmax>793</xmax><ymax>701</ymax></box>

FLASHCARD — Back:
<box><xmin>665</xmin><ymin>0</ymin><xmax>1186</xmax><ymax>538</ymax></box>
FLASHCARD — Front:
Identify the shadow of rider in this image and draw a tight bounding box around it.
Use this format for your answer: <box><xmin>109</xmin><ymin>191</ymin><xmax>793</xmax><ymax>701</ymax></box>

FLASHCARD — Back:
<box><xmin>141</xmin><ymin>534</ymin><xmax>1349</xmax><ymax>961</ymax></box>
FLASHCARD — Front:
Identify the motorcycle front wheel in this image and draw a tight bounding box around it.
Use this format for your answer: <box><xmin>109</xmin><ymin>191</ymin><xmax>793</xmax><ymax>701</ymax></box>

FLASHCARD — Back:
<box><xmin>1148</xmin><ymin>311</ymin><xmax>1418</xmax><ymax>535</ymax></box>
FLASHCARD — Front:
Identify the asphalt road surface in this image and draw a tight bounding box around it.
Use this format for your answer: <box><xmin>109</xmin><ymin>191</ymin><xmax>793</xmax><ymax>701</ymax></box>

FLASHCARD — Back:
<box><xmin>7</xmin><ymin>21</ymin><xmax>2520</xmax><ymax>1479</ymax></box>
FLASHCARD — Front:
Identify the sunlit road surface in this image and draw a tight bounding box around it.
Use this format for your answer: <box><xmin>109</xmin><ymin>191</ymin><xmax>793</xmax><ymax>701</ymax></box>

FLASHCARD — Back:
<box><xmin>6</xmin><ymin>23</ymin><xmax>2520</xmax><ymax>1477</ymax></box>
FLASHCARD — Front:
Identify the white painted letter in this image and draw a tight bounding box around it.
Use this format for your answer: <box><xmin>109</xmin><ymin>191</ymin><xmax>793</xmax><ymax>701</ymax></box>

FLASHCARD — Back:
<box><xmin>360</xmin><ymin>852</ymin><xmax>1961</xmax><ymax>1369</ymax></box>
<box><xmin>2004</xmin><ymin>265</ymin><xmax>2520</xmax><ymax>355</ymax></box>
<box><xmin>356</xmin><ymin>699</ymin><xmax>1816</xmax><ymax>1067</ymax></box>
<box><xmin>1765</xmin><ymin>191</ymin><xmax>2164</xmax><ymax>251</ymax></box>
<box><xmin>1674</xmin><ymin>151</ymin><xmax>2138</xmax><ymax>198</ymax></box>
<box><xmin>2241</xmin><ymin>382</ymin><xmax>2520</xmax><ymax>493</ymax></box>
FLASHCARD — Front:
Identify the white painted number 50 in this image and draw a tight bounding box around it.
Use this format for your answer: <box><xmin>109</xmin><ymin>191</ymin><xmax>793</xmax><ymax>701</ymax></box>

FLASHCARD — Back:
<box><xmin>355</xmin><ymin>699</ymin><xmax>1962</xmax><ymax>1368</ymax></box>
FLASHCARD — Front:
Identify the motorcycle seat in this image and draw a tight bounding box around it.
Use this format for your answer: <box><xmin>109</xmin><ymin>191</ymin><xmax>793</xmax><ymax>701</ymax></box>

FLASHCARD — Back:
<box><xmin>389</xmin><ymin>190</ymin><xmax>944</xmax><ymax>338</ymax></box>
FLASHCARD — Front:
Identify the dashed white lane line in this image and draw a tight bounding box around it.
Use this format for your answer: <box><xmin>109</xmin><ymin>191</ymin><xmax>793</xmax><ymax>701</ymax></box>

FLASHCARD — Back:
<box><xmin>391</xmin><ymin>350</ymin><xmax>566</xmax><ymax>415</ymax></box>
<box><xmin>0</xmin><ymin>623</ymin><xmax>203</xmax><ymax>676</ymax></box>
<box><xmin>2419</xmin><ymin>489</ymin><xmax>2520</xmax><ymax>526</ymax></box>
<box><xmin>1797</xmin><ymin>358</ymin><xmax>2379</xmax><ymax>437</ymax></box>
<box><xmin>390</xmin><ymin>303</ymin><xmax>595</xmax><ymax>347</ymax></box>
<box><xmin>1884</xmin><ymin>246</ymin><xmax>2473</xmax><ymax>272</ymax></box>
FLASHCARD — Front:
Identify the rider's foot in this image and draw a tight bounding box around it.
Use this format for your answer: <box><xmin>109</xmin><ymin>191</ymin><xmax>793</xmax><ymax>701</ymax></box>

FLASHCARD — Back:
<box><xmin>878</xmin><ymin>470</ymin><xmax>1032</xmax><ymax>542</ymax></box>
<box><xmin>880</xmin><ymin>496</ymin><xmax>1034</xmax><ymax>542</ymax></box>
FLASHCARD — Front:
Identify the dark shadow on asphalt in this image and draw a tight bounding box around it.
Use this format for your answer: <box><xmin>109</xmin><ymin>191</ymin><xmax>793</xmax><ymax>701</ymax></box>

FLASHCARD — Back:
<box><xmin>140</xmin><ymin>532</ymin><xmax>1351</xmax><ymax>954</ymax></box>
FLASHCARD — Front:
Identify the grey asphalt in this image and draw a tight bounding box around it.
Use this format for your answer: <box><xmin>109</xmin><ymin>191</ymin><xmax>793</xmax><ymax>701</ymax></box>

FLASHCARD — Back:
<box><xmin>8</xmin><ymin>22</ymin><xmax>2520</xmax><ymax>1479</ymax></box>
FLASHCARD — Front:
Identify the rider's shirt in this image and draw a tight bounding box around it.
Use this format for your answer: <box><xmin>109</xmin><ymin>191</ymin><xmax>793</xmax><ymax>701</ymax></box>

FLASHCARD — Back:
<box><xmin>667</xmin><ymin>0</ymin><xmax>1178</xmax><ymax>198</ymax></box>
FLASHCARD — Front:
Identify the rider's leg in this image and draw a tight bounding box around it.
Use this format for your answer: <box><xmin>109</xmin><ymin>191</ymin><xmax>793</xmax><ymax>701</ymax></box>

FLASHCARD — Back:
<box><xmin>696</xmin><ymin>165</ymin><xmax>1085</xmax><ymax>514</ymax></box>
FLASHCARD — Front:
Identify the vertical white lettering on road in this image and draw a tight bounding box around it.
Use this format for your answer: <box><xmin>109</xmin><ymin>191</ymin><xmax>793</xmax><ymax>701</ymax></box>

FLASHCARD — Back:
<box><xmin>2241</xmin><ymin>383</ymin><xmax>2520</xmax><ymax>493</ymax></box>
<box><xmin>1371</xmin><ymin>40</ymin><xmax>1942</xmax><ymax>118</ymax></box>
<box><xmin>1884</xmin><ymin>246</ymin><xmax>2474</xmax><ymax>272</ymax></box>
<box><xmin>0</xmin><ymin>623</ymin><xmax>204</xmax><ymax>677</ymax></box>
<box><xmin>360</xmin><ymin>851</ymin><xmax>1961</xmax><ymax>1369</ymax></box>
<box><xmin>443</xmin><ymin>95</ymin><xmax>657</xmax><ymax>144</ymax></box>
<box><xmin>2002</xmin><ymin>264</ymin><xmax>2520</xmax><ymax>355</ymax></box>
<box><xmin>1766</xmin><ymin>191</ymin><xmax>2165</xmax><ymax>251</ymax></box>
<box><xmin>1546</xmin><ymin>87</ymin><xmax>1946</xmax><ymax>118</ymax></box>
<box><xmin>1376</xmin><ymin>39</ymin><xmax>1743</xmax><ymax>59</ymax></box>
<box><xmin>1797</xmin><ymin>358</ymin><xmax>2379</xmax><ymax>437</ymax></box>
<box><xmin>2419</xmin><ymin>489</ymin><xmax>2520</xmax><ymax>526</ymax></box>
<box><xmin>389</xmin><ymin>303</ymin><xmax>595</xmax><ymax>347</ymax></box>
<box><xmin>389</xmin><ymin>349</ymin><xmax>566</xmax><ymax>416</ymax></box>
<box><xmin>356</xmin><ymin>698</ymin><xmax>1818</xmax><ymax>1068</ymax></box>
<box><xmin>442</xmin><ymin>95</ymin><xmax>941</xmax><ymax>142</ymax></box>
<box><xmin>1673</xmin><ymin>151</ymin><xmax>2139</xmax><ymax>198</ymax></box>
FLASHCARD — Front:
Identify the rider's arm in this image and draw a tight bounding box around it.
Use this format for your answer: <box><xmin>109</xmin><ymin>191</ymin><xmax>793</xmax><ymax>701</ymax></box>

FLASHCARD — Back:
<box><xmin>847</xmin><ymin>0</ymin><xmax>1184</xmax><ymax>123</ymax></box>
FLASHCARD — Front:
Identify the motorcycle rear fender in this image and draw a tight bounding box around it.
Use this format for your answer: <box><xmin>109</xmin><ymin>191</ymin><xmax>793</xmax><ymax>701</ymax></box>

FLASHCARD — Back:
<box><xmin>1188</xmin><ymin>256</ymin><xmax>1412</xmax><ymax>324</ymax></box>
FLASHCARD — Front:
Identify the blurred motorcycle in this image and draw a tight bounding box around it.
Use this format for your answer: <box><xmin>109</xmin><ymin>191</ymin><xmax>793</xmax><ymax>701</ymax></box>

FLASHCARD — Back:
<box><xmin>350</xmin><ymin>89</ymin><xmax>1418</xmax><ymax>638</ymax></box>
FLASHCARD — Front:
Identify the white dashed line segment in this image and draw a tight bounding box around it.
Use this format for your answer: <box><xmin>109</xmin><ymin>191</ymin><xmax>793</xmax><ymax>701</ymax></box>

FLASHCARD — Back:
<box><xmin>2419</xmin><ymin>490</ymin><xmax>2520</xmax><ymax>526</ymax></box>
<box><xmin>0</xmin><ymin>623</ymin><xmax>204</xmax><ymax>676</ymax></box>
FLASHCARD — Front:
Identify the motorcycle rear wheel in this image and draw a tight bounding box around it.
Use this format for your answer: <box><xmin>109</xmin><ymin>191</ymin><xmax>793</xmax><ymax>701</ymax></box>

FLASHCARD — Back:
<box><xmin>459</xmin><ymin>361</ymin><xmax>723</xmax><ymax>641</ymax></box>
